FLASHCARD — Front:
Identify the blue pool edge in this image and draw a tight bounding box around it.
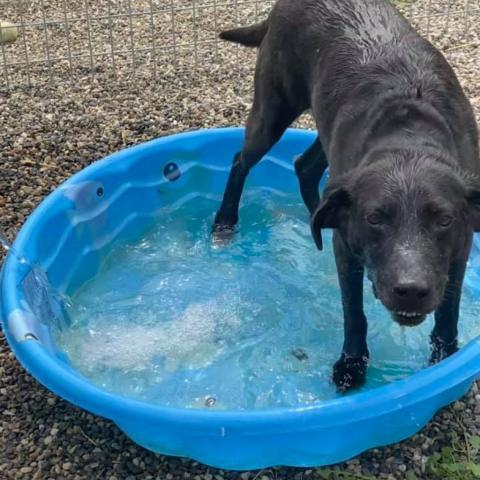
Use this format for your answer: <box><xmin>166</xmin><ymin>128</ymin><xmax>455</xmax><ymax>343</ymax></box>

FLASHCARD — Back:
<box><xmin>1</xmin><ymin>127</ymin><xmax>480</xmax><ymax>470</ymax></box>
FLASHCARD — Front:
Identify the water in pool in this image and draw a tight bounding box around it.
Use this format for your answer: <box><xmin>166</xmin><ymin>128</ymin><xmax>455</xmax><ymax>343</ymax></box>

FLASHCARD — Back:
<box><xmin>56</xmin><ymin>190</ymin><xmax>480</xmax><ymax>410</ymax></box>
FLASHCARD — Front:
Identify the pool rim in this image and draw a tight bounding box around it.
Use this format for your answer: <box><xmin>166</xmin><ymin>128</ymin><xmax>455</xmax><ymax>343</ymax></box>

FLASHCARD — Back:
<box><xmin>2</xmin><ymin>126</ymin><xmax>480</xmax><ymax>432</ymax></box>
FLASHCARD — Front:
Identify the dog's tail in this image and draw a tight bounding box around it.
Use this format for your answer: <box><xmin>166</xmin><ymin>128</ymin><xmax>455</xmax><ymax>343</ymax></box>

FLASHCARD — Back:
<box><xmin>219</xmin><ymin>19</ymin><xmax>269</xmax><ymax>48</ymax></box>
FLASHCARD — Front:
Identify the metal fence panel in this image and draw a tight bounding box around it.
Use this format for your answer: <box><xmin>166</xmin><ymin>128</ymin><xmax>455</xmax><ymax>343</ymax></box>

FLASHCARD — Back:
<box><xmin>0</xmin><ymin>0</ymin><xmax>478</xmax><ymax>89</ymax></box>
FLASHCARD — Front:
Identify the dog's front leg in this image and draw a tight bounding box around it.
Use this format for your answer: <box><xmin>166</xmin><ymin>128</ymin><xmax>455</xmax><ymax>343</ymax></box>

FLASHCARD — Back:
<box><xmin>332</xmin><ymin>231</ymin><xmax>369</xmax><ymax>391</ymax></box>
<box><xmin>430</xmin><ymin>257</ymin><xmax>467</xmax><ymax>363</ymax></box>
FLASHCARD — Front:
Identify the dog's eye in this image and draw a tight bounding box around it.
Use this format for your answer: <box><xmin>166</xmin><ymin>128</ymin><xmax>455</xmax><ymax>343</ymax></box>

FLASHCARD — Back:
<box><xmin>438</xmin><ymin>215</ymin><xmax>454</xmax><ymax>228</ymax></box>
<box><xmin>366</xmin><ymin>213</ymin><xmax>384</xmax><ymax>226</ymax></box>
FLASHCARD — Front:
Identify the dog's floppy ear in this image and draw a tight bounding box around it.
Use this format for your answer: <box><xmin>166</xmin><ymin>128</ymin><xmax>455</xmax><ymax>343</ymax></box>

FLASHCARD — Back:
<box><xmin>311</xmin><ymin>180</ymin><xmax>351</xmax><ymax>250</ymax></box>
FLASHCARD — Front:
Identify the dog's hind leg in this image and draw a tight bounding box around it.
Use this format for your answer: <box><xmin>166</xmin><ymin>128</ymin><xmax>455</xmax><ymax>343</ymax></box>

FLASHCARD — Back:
<box><xmin>213</xmin><ymin>85</ymin><xmax>300</xmax><ymax>241</ymax></box>
<box><xmin>295</xmin><ymin>137</ymin><xmax>328</xmax><ymax>215</ymax></box>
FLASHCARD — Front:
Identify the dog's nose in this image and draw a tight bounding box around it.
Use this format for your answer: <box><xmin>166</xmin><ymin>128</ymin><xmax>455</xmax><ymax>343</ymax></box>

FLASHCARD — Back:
<box><xmin>393</xmin><ymin>282</ymin><xmax>431</xmax><ymax>302</ymax></box>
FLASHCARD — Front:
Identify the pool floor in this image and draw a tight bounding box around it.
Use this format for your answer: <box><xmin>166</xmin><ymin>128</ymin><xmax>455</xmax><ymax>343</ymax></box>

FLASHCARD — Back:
<box><xmin>56</xmin><ymin>189</ymin><xmax>480</xmax><ymax>410</ymax></box>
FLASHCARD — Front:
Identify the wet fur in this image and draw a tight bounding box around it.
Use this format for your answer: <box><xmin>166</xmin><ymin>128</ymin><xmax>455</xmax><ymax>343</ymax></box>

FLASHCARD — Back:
<box><xmin>214</xmin><ymin>0</ymin><xmax>480</xmax><ymax>391</ymax></box>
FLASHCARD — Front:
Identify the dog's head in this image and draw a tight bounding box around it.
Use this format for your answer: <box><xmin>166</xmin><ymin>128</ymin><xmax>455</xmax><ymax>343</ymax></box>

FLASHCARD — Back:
<box><xmin>311</xmin><ymin>151</ymin><xmax>480</xmax><ymax>326</ymax></box>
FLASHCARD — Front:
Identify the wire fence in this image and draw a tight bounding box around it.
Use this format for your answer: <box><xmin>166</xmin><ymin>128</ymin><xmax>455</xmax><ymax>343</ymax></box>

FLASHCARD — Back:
<box><xmin>0</xmin><ymin>0</ymin><xmax>478</xmax><ymax>89</ymax></box>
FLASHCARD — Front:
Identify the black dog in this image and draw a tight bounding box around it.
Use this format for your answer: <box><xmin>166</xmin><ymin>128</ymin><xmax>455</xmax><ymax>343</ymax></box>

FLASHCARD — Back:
<box><xmin>213</xmin><ymin>0</ymin><xmax>480</xmax><ymax>390</ymax></box>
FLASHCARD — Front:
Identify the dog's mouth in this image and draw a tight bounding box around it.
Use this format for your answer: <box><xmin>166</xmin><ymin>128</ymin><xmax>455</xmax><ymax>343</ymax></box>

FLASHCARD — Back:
<box><xmin>391</xmin><ymin>310</ymin><xmax>426</xmax><ymax>327</ymax></box>
<box><xmin>370</xmin><ymin>277</ymin><xmax>437</xmax><ymax>327</ymax></box>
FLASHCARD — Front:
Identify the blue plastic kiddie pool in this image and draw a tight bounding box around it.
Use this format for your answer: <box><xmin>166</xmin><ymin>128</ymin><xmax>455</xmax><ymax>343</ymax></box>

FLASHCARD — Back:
<box><xmin>2</xmin><ymin>128</ymin><xmax>480</xmax><ymax>470</ymax></box>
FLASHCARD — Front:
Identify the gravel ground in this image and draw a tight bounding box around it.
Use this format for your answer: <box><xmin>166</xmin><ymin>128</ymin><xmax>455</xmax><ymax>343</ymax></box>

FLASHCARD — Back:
<box><xmin>1</xmin><ymin>1</ymin><xmax>480</xmax><ymax>479</ymax></box>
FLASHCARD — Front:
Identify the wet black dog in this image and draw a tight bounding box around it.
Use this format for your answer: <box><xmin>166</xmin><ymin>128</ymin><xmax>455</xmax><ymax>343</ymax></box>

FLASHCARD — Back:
<box><xmin>213</xmin><ymin>0</ymin><xmax>480</xmax><ymax>390</ymax></box>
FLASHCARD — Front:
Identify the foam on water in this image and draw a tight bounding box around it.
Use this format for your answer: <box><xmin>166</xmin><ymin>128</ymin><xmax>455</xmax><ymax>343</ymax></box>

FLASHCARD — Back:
<box><xmin>56</xmin><ymin>191</ymin><xmax>480</xmax><ymax>409</ymax></box>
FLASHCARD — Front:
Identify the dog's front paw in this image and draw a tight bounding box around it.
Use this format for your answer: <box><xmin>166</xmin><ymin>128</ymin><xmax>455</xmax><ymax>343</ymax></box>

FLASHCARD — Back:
<box><xmin>211</xmin><ymin>222</ymin><xmax>236</xmax><ymax>247</ymax></box>
<box><xmin>333</xmin><ymin>353</ymin><xmax>369</xmax><ymax>392</ymax></box>
<box><xmin>430</xmin><ymin>334</ymin><xmax>458</xmax><ymax>364</ymax></box>
<box><xmin>212</xmin><ymin>210</ymin><xmax>238</xmax><ymax>246</ymax></box>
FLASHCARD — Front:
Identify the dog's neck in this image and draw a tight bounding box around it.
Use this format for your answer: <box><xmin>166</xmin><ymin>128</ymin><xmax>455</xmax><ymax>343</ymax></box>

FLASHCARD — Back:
<box><xmin>358</xmin><ymin>89</ymin><xmax>459</xmax><ymax>166</ymax></box>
